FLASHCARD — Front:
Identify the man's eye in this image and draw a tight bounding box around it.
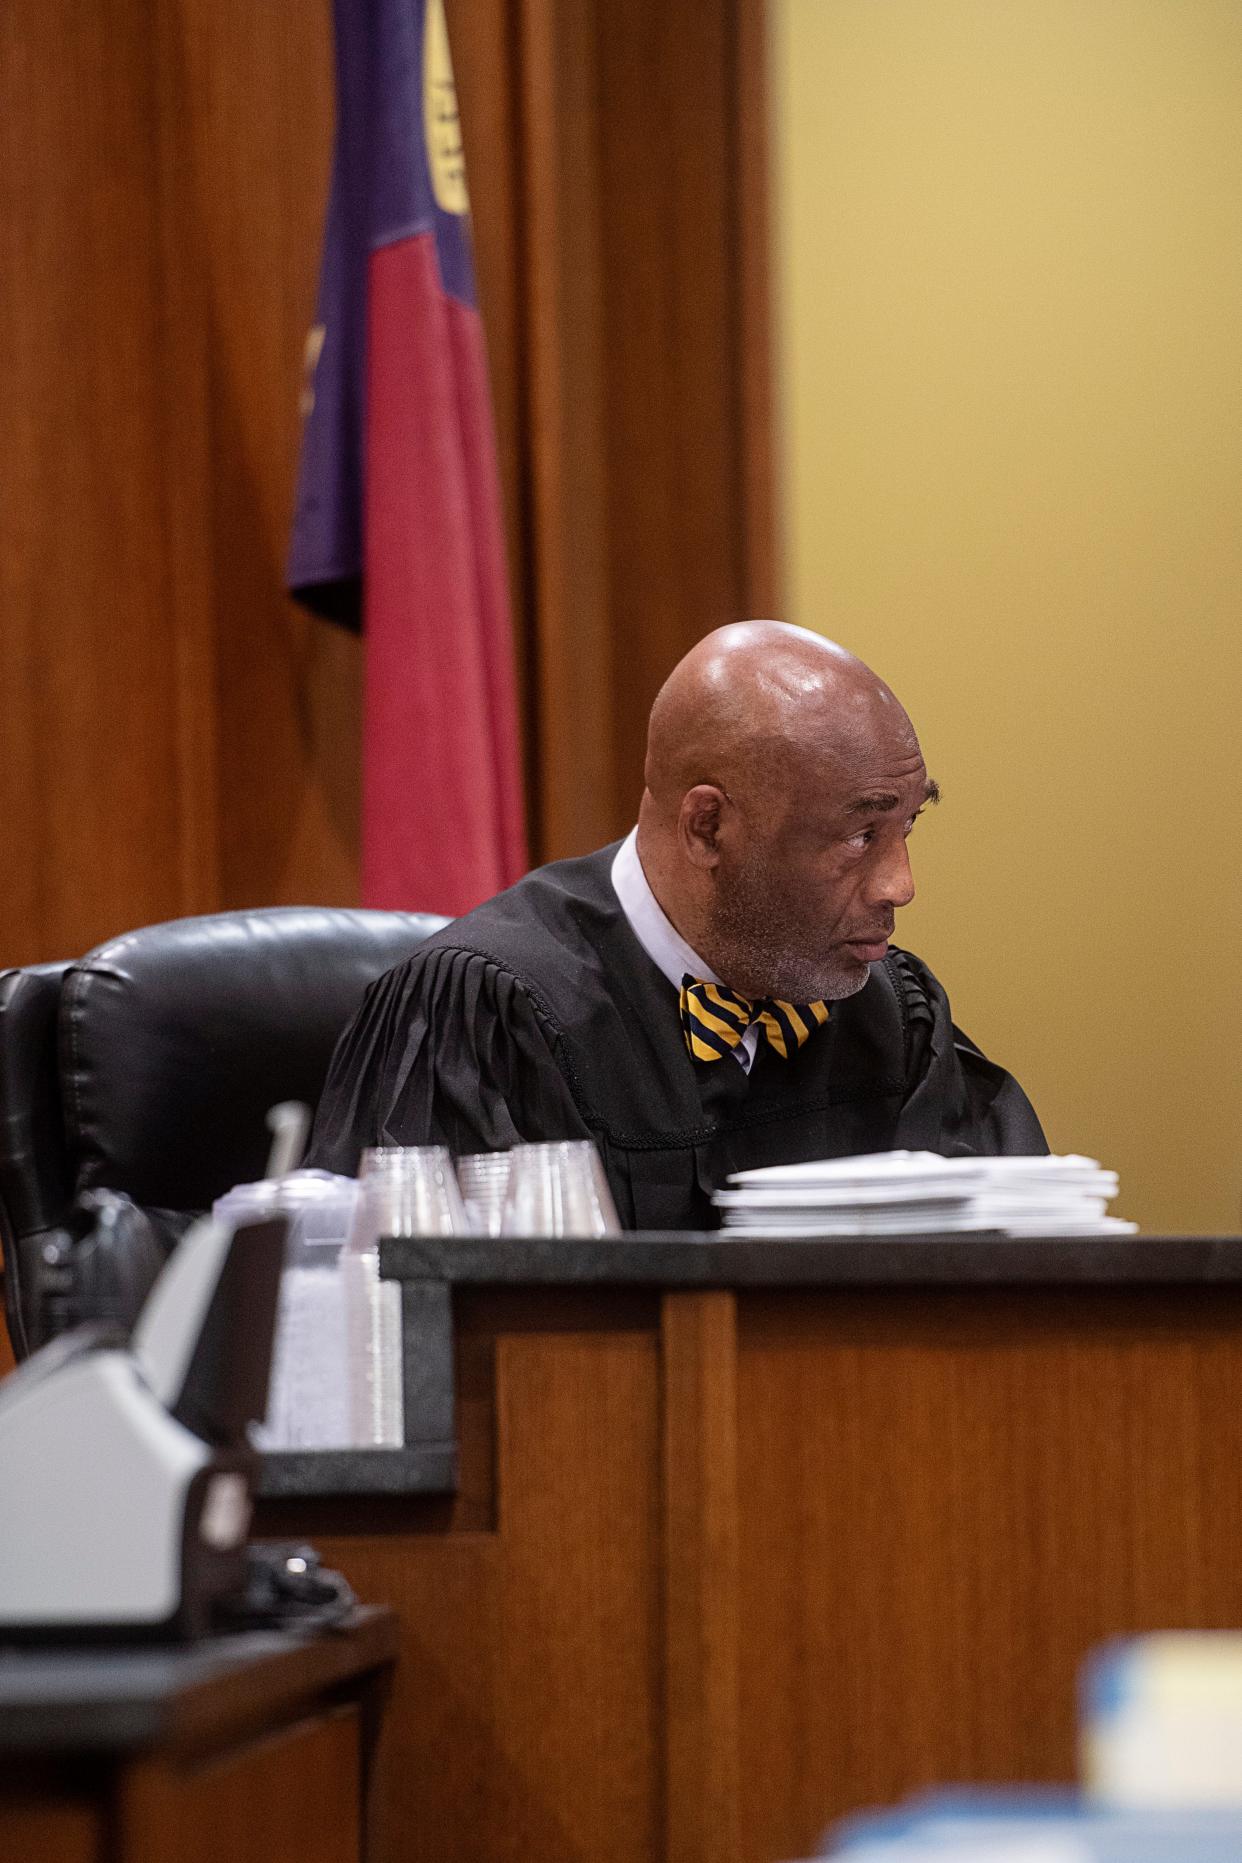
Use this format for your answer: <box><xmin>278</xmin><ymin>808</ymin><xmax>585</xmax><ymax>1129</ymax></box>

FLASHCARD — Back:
<box><xmin>845</xmin><ymin>829</ymin><xmax>875</xmax><ymax>851</ymax></box>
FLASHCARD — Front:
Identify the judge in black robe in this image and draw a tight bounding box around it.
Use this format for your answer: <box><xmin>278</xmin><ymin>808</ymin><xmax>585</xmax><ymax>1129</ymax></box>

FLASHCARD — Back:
<box><xmin>310</xmin><ymin>837</ymin><xmax>1046</xmax><ymax>1231</ymax></box>
<box><xmin>314</xmin><ymin>619</ymin><xmax>1050</xmax><ymax>1227</ymax></box>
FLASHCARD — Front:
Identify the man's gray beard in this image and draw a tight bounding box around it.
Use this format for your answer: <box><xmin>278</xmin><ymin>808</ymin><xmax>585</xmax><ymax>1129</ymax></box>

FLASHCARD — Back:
<box><xmin>704</xmin><ymin>888</ymin><xmax>872</xmax><ymax>1005</ymax></box>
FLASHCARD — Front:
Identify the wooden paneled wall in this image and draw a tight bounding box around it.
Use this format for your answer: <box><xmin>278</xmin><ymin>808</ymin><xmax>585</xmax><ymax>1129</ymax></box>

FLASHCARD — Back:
<box><xmin>0</xmin><ymin>0</ymin><xmax>771</xmax><ymax>967</ymax></box>
<box><xmin>510</xmin><ymin>0</ymin><xmax>776</xmax><ymax>856</ymax></box>
<box><xmin>2</xmin><ymin>0</ymin><xmax>218</xmax><ymax>965</ymax></box>
<box><xmin>1</xmin><ymin>0</ymin><xmax>353</xmax><ymax>967</ymax></box>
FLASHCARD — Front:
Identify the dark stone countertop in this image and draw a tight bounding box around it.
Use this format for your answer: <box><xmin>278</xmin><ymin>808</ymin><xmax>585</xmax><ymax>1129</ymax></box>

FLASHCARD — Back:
<box><xmin>0</xmin><ymin>1604</ymin><xmax>397</xmax><ymax>1758</ymax></box>
<box><xmin>380</xmin><ymin>1232</ymin><xmax>1242</xmax><ymax>1288</ymax></box>
<box><xmin>256</xmin><ymin>1443</ymin><xmax>455</xmax><ymax>1499</ymax></box>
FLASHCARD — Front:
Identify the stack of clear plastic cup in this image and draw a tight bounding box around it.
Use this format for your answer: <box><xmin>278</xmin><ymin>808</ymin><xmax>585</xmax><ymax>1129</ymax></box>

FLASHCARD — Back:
<box><xmin>213</xmin><ymin>1170</ymin><xmax>359</xmax><ymax>1450</ymax></box>
<box><xmin>344</xmin><ymin>1146</ymin><xmax>469</xmax><ymax>1446</ymax></box>
<box><xmin>498</xmin><ymin>1140</ymin><xmax>621</xmax><ymax>1237</ymax></box>
<box><xmin>455</xmin><ymin>1152</ymin><xmax>514</xmax><ymax>1235</ymax></box>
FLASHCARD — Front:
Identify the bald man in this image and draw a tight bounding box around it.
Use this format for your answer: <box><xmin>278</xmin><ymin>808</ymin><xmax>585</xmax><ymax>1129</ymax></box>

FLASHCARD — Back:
<box><xmin>311</xmin><ymin>623</ymin><xmax>1044</xmax><ymax>1227</ymax></box>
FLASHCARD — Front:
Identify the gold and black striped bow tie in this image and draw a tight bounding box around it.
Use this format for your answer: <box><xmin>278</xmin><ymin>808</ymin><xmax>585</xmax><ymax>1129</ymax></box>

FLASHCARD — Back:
<box><xmin>680</xmin><ymin>975</ymin><xmax>829</xmax><ymax>1063</ymax></box>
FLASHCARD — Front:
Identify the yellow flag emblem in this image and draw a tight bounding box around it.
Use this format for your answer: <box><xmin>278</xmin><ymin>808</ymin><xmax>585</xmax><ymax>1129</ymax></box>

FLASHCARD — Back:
<box><xmin>423</xmin><ymin>0</ymin><xmax>469</xmax><ymax>217</ymax></box>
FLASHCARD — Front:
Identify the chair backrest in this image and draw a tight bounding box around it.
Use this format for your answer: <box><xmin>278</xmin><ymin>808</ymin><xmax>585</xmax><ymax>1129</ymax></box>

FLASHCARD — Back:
<box><xmin>0</xmin><ymin>906</ymin><xmax>447</xmax><ymax>1357</ymax></box>
<box><xmin>0</xmin><ymin>963</ymin><xmax>73</xmax><ymax>1355</ymax></box>
<box><xmin>0</xmin><ymin>962</ymin><xmax>73</xmax><ymax>1244</ymax></box>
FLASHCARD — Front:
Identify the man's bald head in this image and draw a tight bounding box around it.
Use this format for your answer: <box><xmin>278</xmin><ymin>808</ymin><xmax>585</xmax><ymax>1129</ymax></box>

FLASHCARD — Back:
<box><xmin>643</xmin><ymin>621</ymin><xmax>912</xmax><ymax>825</ymax></box>
<box><xmin>636</xmin><ymin>621</ymin><xmax>936</xmax><ymax>1002</ymax></box>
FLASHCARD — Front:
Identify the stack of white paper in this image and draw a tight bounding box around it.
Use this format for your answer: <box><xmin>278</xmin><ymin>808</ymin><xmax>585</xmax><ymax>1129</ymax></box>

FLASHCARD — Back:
<box><xmin>714</xmin><ymin>1151</ymin><xmax>1136</xmax><ymax>1238</ymax></box>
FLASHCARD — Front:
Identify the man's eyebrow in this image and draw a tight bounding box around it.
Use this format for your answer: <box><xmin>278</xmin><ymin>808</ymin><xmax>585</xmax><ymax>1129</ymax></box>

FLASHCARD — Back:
<box><xmin>843</xmin><ymin>780</ymin><xmax>941</xmax><ymax>818</ymax></box>
<box><xmin>844</xmin><ymin>793</ymin><xmax>901</xmax><ymax>816</ymax></box>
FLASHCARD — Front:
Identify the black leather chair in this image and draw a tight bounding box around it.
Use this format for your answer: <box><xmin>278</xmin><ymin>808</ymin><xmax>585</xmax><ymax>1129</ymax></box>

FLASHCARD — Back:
<box><xmin>0</xmin><ymin>906</ymin><xmax>447</xmax><ymax>1359</ymax></box>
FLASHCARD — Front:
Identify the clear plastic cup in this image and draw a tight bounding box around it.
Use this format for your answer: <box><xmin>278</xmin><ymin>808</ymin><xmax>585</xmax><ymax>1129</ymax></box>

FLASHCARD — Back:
<box><xmin>356</xmin><ymin>1145</ymin><xmax>470</xmax><ymax>1238</ymax></box>
<box><xmin>498</xmin><ymin>1141</ymin><xmax>620</xmax><ymax>1237</ymax></box>
<box><xmin>455</xmin><ymin>1151</ymin><xmax>514</xmax><ymax>1236</ymax></box>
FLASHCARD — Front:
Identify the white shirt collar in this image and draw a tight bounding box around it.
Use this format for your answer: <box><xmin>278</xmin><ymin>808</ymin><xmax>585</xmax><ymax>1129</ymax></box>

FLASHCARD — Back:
<box><xmin>610</xmin><ymin>828</ymin><xmax>758</xmax><ymax>1071</ymax></box>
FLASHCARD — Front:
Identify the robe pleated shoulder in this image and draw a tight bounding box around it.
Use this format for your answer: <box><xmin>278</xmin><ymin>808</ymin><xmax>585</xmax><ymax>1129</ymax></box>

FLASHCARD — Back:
<box><xmin>309</xmin><ymin>944</ymin><xmax>590</xmax><ymax>1173</ymax></box>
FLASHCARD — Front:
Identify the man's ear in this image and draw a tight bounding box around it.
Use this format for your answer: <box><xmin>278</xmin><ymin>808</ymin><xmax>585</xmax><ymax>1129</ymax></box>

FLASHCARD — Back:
<box><xmin>678</xmin><ymin>785</ymin><xmax>728</xmax><ymax>870</ymax></box>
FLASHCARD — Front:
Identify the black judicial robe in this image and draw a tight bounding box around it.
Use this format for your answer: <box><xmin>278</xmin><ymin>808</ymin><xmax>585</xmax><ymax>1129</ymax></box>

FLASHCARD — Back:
<box><xmin>309</xmin><ymin>843</ymin><xmax>1047</xmax><ymax>1230</ymax></box>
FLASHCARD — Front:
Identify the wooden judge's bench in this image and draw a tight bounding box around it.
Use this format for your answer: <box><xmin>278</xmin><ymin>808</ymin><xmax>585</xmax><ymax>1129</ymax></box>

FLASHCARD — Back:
<box><xmin>246</xmin><ymin>1232</ymin><xmax>1242</xmax><ymax>1863</ymax></box>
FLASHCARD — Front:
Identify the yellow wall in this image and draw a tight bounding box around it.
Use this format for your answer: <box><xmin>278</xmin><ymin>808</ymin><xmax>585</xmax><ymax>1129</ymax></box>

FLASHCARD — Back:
<box><xmin>773</xmin><ymin>0</ymin><xmax>1242</xmax><ymax>1231</ymax></box>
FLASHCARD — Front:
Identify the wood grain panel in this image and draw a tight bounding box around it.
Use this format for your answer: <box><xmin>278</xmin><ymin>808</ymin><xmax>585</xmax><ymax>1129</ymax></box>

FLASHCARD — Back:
<box><xmin>509</xmin><ymin>0</ymin><xmax>775</xmax><ymax>859</ymax></box>
<box><xmin>116</xmin><ymin>1708</ymin><xmax>361</xmax><ymax>1863</ymax></box>
<box><xmin>735</xmin><ymin>1286</ymin><xmax>1242</xmax><ymax>1862</ymax></box>
<box><xmin>0</xmin><ymin>0</ymin><xmax>361</xmax><ymax>961</ymax></box>
<box><xmin>449</xmin><ymin>0</ymin><xmax>536</xmax><ymax>816</ymax></box>
<box><xmin>596</xmin><ymin>0</ymin><xmax>749</xmax><ymax>811</ymax></box>
<box><xmin>298</xmin><ymin>1304</ymin><xmax>662</xmax><ymax>1863</ymax></box>
<box><xmin>160</xmin><ymin>0</ymin><xmax>361</xmax><ymax>912</ymax></box>
<box><xmin>487</xmin><ymin>0</ymin><xmax>778</xmax><ymax>864</ymax></box>
<box><xmin>736</xmin><ymin>0</ymin><xmax>778</xmax><ymax>616</ymax></box>
<box><xmin>518</xmin><ymin>0</ymin><xmax>614</xmax><ymax>857</ymax></box>
<box><xmin>661</xmin><ymin>1292</ymin><xmax>742</xmax><ymax>1863</ymax></box>
<box><xmin>0</xmin><ymin>0</ymin><xmax>208</xmax><ymax>964</ymax></box>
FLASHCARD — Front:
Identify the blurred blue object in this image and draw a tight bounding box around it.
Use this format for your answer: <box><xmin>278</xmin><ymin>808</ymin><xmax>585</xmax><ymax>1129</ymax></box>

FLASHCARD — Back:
<box><xmin>815</xmin><ymin>1788</ymin><xmax>1242</xmax><ymax>1861</ymax></box>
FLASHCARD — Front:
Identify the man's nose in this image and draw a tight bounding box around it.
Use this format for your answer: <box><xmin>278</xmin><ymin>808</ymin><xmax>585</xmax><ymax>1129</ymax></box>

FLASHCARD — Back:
<box><xmin>867</xmin><ymin>838</ymin><xmax>916</xmax><ymax>911</ymax></box>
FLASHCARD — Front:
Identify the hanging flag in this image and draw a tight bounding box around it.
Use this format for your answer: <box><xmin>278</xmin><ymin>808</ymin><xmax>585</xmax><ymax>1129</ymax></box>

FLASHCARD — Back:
<box><xmin>287</xmin><ymin>0</ymin><xmax>527</xmax><ymax>915</ymax></box>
